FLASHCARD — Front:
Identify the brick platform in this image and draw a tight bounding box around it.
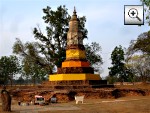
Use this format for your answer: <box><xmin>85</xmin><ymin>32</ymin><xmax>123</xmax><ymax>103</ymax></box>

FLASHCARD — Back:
<box><xmin>41</xmin><ymin>80</ymin><xmax>111</xmax><ymax>89</ymax></box>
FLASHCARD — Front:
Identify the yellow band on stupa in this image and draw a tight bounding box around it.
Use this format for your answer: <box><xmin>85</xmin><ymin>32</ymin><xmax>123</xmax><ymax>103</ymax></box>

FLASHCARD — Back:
<box><xmin>66</xmin><ymin>49</ymin><xmax>86</xmax><ymax>59</ymax></box>
<box><xmin>49</xmin><ymin>74</ymin><xmax>101</xmax><ymax>81</ymax></box>
<box><xmin>62</xmin><ymin>61</ymin><xmax>90</xmax><ymax>67</ymax></box>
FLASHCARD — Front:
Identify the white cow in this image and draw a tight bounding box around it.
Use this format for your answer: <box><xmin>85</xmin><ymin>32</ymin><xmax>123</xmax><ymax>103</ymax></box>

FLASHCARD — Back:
<box><xmin>74</xmin><ymin>95</ymin><xmax>84</xmax><ymax>104</ymax></box>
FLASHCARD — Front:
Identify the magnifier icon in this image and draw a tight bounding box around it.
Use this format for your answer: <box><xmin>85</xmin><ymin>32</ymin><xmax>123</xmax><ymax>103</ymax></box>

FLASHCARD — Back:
<box><xmin>128</xmin><ymin>8</ymin><xmax>141</xmax><ymax>21</ymax></box>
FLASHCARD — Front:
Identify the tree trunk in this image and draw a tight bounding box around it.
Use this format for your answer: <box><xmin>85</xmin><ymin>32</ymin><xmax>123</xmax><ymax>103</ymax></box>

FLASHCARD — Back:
<box><xmin>1</xmin><ymin>88</ymin><xmax>11</xmax><ymax>112</ymax></box>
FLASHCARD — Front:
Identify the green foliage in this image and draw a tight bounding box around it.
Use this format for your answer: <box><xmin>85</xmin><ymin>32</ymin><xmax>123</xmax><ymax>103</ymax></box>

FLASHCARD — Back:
<box><xmin>108</xmin><ymin>45</ymin><xmax>129</xmax><ymax>82</ymax></box>
<box><xmin>126</xmin><ymin>54</ymin><xmax>150</xmax><ymax>82</ymax></box>
<box><xmin>0</xmin><ymin>55</ymin><xmax>21</xmax><ymax>85</ymax></box>
<box><xmin>85</xmin><ymin>42</ymin><xmax>103</xmax><ymax>72</ymax></box>
<box><xmin>128</xmin><ymin>31</ymin><xmax>150</xmax><ymax>55</ymax></box>
<box><xmin>105</xmin><ymin>75</ymin><xmax>118</xmax><ymax>84</ymax></box>
<box><xmin>16</xmin><ymin>76</ymin><xmax>25</xmax><ymax>85</ymax></box>
<box><xmin>13</xmin><ymin>38</ymin><xmax>51</xmax><ymax>83</ymax></box>
<box><xmin>134</xmin><ymin>31</ymin><xmax>150</xmax><ymax>55</ymax></box>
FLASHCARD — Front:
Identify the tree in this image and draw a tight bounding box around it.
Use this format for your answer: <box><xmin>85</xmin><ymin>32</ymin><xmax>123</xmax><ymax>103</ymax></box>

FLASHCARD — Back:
<box><xmin>141</xmin><ymin>0</ymin><xmax>150</xmax><ymax>25</ymax></box>
<box><xmin>126</xmin><ymin>25</ymin><xmax>150</xmax><ymax>83</ymax></box>
<box><xmin>126</xmin><ymin>54</ymin><xmax>150</xmax><ymax>82</ymax></box>
<box><xmin>0</xmin><ymin>55</ymin><xmax>21</xmax><ymax>85</ymax></box>
<box><xmin>13</xmin><ymin>39</ymin><xmax>51</xmax><ymax>84</ymax></box>
<box><xmin>16</xmin><ymin>76</ymin><xmax>25</xmax><ymax>85</ymax></box>
<box><xmin>85</xmin><ymin>42</ymin><xmax>103</xmax><ymax>72</ymax></box>
<box><xmin>13</xmin><ymin>5</ymin><xmax>103</xmax><ymax>80</ymax></box>
<box><xmin>105</xmin><ymin>75</ymin><xmax>118</xmax><ymax>84</ymax></box>
<box><xmin>108</xmin><ymin>45</ymin><xmax>129</xmax><ymax>82</ymax></box>
<box><xmin>129</xmin><ymin>31</ymin><xmax>150</xmax><ymax>55</ymax></box>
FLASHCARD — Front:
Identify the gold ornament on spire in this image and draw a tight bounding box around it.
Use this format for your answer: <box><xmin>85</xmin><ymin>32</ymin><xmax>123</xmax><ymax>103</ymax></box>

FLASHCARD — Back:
<box><xmin>71</xmin><ymin>6</ymin><xmax>77</xmax><ymax>21</ymax></box>
<box><xmin>73</xmin><ymin>6</ymin><xmax>76</xmax><ymax>15</ymax></box>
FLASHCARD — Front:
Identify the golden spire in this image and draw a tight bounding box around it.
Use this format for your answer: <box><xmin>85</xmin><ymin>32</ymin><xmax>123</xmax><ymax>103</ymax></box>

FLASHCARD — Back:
<box><xmin>73</xmin><ymin>6</ymin><xmax>76</xmax><ymax>15</ymax></box>
<box><xmin>71</xmin><ymin>6</ymin><xmax>77</xmax><ymax>21</ymax></box>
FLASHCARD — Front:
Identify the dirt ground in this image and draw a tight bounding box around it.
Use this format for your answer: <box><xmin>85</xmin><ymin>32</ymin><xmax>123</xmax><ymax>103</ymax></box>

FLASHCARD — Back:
<box><xmin>0</xmin><ymin>96</ymin><xmax>150</xmax><ymax>113</ymax></box>
<box><xmin>39</xmin><ymin>96</ymin><xmax>150</xmax><ymax>113</ymax></box>
<box><xmin>1</xmin><ymin>84</ymin><xmax>150</xmax><ymax>113</ymax></box>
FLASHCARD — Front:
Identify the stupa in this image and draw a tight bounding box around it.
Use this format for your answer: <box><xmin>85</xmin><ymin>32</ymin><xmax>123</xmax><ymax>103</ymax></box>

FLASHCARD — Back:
<box><xmin>49</xmin><ymin>8</ymin><xmax>101</xmax><ymax>82</ymax></box>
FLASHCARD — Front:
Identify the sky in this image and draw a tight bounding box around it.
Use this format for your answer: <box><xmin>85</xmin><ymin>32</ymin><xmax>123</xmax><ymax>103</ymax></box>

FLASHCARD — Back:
<box><xmin>0</xmin><ymin>0</ymin><xmax>149</xmax><ymax>77</ymax></box>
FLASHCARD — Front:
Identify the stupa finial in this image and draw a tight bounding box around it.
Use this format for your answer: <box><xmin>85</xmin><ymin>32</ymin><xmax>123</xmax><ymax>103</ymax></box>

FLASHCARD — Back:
<box><xmin>73</xmin><ymin>6</ymin><xmax>77</xmax><ymax>15</ymax></box>
<box><xmin>74</xmin><ymin>7</ymin><xmax>76</xmax><ymax>13</ymax></box>
<box><xmin>70</xmin><ymin>6</ymin><xmax>77</xmax><ymax>21</ymax></box>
